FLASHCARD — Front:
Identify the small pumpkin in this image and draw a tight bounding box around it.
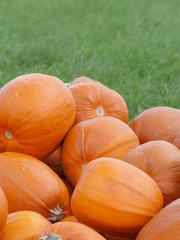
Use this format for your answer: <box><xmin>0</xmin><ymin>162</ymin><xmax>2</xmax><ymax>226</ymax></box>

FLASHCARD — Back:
<box><xmin>129</xmin><ymin>106</ymin><xmax>180</xmax><ymax>145</ymax></box>
<box><xmin>0</xmin><ymin>73</ymin><xmax>75</xmax><ymax>159</ymax></box>
<box><xmin>0</xmin><ymin>211</ymin><xmax>51</xmax><ymax>240</ymax></box>
<box><xmin>71</xmin><ymin>157</ymin><xmax>163</xmax><ymax>235</ymax></box>
<box><xmin>0</xmin><ymin>186</ymin><xmax>8</xmax><ymax>234</ymax></box>
<box><xmin>136</xmin><ymin>198</ymin><xmax>180</xmax><ymax>240</ymax></box>
<box><xmin>0</xmin><ymin>152</ymin><xmax>70</xmax><ymax>222</ymax></box>
<box><xmin>42</xmin><ymin>147</ymin><xmax>65</xmax><ymax>178</ymax></box>
<box><xmin>34</xmin><ymin>222</ymin><xmax>106</xmax><ymax>240</ymax></box>
<box><xmin>69</xmin><ymin>76</ymin><xmax>128</xmax><ymax>124</ymax></box>
<box><xmin>61</xmin><ymin>117</ymin><xmax>139</xmax><ymax>186</ymax></box>
<box><xmin>123</xmin><ymin>141</ymin><xmax>180</xmax><ymax>206</ymax></box>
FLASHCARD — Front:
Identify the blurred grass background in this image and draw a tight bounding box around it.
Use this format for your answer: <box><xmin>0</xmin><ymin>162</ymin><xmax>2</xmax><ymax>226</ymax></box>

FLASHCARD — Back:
<box><xmin>0</xmin><ymin>0</ymin><xmax>179</xmax><ymax>120</ymax></box>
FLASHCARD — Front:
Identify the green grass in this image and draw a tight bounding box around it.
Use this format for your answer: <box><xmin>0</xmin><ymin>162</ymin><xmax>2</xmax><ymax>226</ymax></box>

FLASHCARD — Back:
<box><xmin>0</xmin><ymin>0</ymin><xmax>180</xmax><ymax>121</ymax></box>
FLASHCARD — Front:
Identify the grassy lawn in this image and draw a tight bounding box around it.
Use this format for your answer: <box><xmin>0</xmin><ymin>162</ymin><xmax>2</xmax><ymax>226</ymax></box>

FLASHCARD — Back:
<box><xmin>0</xmin><ymin>0</ymin><xmax>179</xmax><ymax>121</ymax></box>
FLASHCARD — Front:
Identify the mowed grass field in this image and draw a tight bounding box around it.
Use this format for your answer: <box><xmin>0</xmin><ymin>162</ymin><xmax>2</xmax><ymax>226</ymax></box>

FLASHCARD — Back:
<box><xmin>0</xmin><ymin>0</ymin><xmax>179</xmax><ymax>121</ymax></box>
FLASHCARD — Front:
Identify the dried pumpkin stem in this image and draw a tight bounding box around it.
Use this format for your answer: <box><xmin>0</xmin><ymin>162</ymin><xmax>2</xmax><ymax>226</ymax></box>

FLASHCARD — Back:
<box><xmin>48</xmin><ymin>205</ymin><xmax>65</xmax><ymax>222</ymax></box>
<box><xmin>38</xmin><ymin>233</ymin><xmax>62</xmax><ymax>240</ymax></box>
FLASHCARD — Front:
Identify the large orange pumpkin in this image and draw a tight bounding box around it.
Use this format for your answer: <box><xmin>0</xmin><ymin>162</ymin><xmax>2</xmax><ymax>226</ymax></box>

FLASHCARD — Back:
<box><xmin>61</xmin><ymin>117</ymin><xmax>139</xmax><ymax>186</ymax></box>
<box><xmin>123</xmin><ymin>141</ymin><xmax>180</xmax><ymax>206</ymax></box>
<box><xmin>71</xmin><ymin>157</ymin><xmax>163</xmax><ymax>236</ymax></box>
<box><xmin>129</xmin><ymin>106</ymin><xmax>180</xmax><ymax>145</ymax></box>
<box><xmin>0</xmin><ymin>152</ymin><xmax>70</xmax><ymax>222</ymax></box>
<box><xmin>0</xmin><ymin>73</ymin><xmax>75</xmax><ymax>159</ymax></box>
<box><xmin>35</xmin><ymin>222</ymin><xmax>106</xmax><ymax>240</ymax></box>
<box><xmin>0</xmin><ymin>211</ymin><xmax>51</xmax><ymax>240</ymax></box>
<box><xmin>42</xmin><ymin>147</ymin><xmax>65</xmax><ymax>178</ymax></box>
<box><xmin>0</xmin><ymin>187</ymin><xmax>8</xmax><ymax>234</ymax></box>
<box><xmin>69</xmin><ymin>76</ymin><xmax>128</xmax><ymax>124</ymax></box>
<box><xmin>136</xmin><ymin>199</ymin><xmax>180</xmax><ymax>240</ymax></box>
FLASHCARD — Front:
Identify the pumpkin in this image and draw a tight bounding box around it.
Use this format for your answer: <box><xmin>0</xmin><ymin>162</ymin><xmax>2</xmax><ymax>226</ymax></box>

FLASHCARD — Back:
<box><xmin>123</xmin><ymin>140</ymin><xmax>180</xmax><ymax>206</ymax></box>
<box><xmin>71</xmin><ymin>157</ymin><xmax>163</xmax><ymax>235</ymax></box>
<box><xmin>0</xmin><ymin>187</ymin><xmax>8</xmax><ymax>234</ymax></box>
<box><xmin>0</xmin><ymin>73</ymin><xmax>75</xmax><ymax>159</ymax></box>
<box><xmin>61</xmin><ymin>216</ymin><xmax>78</xmax><ymax>223</ymax></box>
<box><xmin>42</xmin><ymin>147</ymin><xmax>65</xmax><ymax>178</ymax></box>
<box><xmin>136</xmin><ymin>198</ymin><xmax>180</xmax><ymax>240</ymax></box>
<box><xmin>129</xmin><ymin>106</ymin><xmax>180</xmax><ymax>145</ymax></box>
<box><xmin>0</xmin><ymin>152</ymin><xmax>70</xmax><ymax>222</ymax></box>
<box><xmin>69</xmin><ymin>76</ymin><xmax>128</xmax><ymax>124</ymax></box>
<box><xmin>35</xmin><ymin>222</ymin><xmax>106</xmax><ymax>240</ymax></box>
<box><xmin>173</xmin><ymin>130</ymin><xmax>180</xmax><ymax>149</ymax></box>
<box><xmin>61</xmin><ymin>117</ymin><xmax>139</xmax><ymax>186</ymax></box>
<box><xmin>0</xmin><ymin>211</ymin><xmax>51</xmax><ymax>240</ymax></box>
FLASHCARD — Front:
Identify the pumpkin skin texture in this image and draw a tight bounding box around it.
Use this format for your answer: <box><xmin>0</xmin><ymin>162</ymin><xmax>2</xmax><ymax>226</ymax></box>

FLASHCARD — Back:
<box><xmin>173</xmin><ymin>130</ymin><xmax>180</xmax><ymax>149</ymax></box>
<box><xmin>129</xmin><ymin>106</ymin><xmax>180</xmax><ymax>145</ymax></box>
<box><xmin>0</xmin><ymin>187</ymin><xmax>8</xmax><ymax>234</ymax></box>
<box><xmin>0</xmin><ymin>211</ymin><xmax>51</xmax><ymax>240</ymax></box>
<box><xmin>0</xmin><ymin>152</ymin><xmax>70</xmax><ymax>222</ymax></box>
<box><xmin>71</xmin><ymin>157</ymin><xmax>163</xmax><ymax>235</ymax></box>
<box><xmin>35</xmin><ymin>222</ymin><xmax>106</xmax><ymax>240</ymax></box>
<box><xmin>61</xmin><ymin>117</ymin><xmax>139</xmax><ymax>186</ymax></box>
<box><xmin>123</xmin><ymin>141</ymin><xmax>180</xmax><ymax>206</ymax></box>
<box><xmin>42</xmin><ymin>147</ymin><xmax>65</xmax><ymax>178</ymax></box>
<box><xmin>69</xmin><ymin>77</ymin><xmax>128</xmax><ymax>125</ymax></box>
<box><xmin>0</xmin><ymin>73</ymin><xmax>75</xmax><ymax>159</ymax></box>
<box><xmin>61</xmin><ymin>215</ymin><xmax>78</xmax><ymax>223</ymax></box>
<box><xmin>136</xmin><ymin>198</ymin><xmax>180</xmax><ymax>240</ymax></box>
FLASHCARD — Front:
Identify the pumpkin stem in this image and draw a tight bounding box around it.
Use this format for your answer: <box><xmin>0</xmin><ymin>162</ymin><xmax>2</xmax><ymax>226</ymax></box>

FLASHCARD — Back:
<box><xmin>81</xmin><ymin>162</ymin><xmax>87</xmax><ymax>171</ymax></box>
<box><xmin>96</xmin><ymin>106</ymin><xmax>104</xmax><ymax>116</ymax></box>
<box><xmin>5</xmin><ymin>130</ymin><xmax>13</xmax><ymax>140</ymax></box>
<box><xmin>64</xmin><ymin>82</ymin><xmax>71</xmax><ymax>87</ymax></box>
<box><xmin>38</xmin><ymin>233</ymin><xmax>62</xmax><ymax>240</ymax></box>
<box><xmin>48</xmin><ymin>205</ymin><xmax>65</xmax><ymax>222</ymax></box>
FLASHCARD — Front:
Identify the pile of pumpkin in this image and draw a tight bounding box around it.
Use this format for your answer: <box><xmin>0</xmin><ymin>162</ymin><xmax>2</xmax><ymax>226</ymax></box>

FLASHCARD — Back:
<box><xmin>0</xmin><ymin>73</ymin><xmax>180</xmax><ymax>240</ymax></box>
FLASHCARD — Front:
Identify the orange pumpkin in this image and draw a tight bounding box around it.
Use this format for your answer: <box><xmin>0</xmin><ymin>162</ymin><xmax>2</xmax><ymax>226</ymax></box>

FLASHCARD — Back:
<box><xmin>123</xmin><ymin>141</ymin><xmax>180</xmax><ymax>206</ymax></box>
<box><xmin>71</xmin><ymin>157</ymin><xmax>163</xmax><ymax>235</ymax></box>
<box><xmin>129</xmin><ymin>106</ymin><xmax>180</xmax><ymax>145</ymax></box>
<box><xmin>35</xmin><ymin>222</ymin><xmax>106</xmax><ymax>240</ymax></box>
<box><xmin>0</xmin><ymin>187</ymin><xmax>8</xmax><ymax>234</ymax></box>
<box><xmin>0</xmin><ymin>73</ymin><xmax>75</xmax><ymax>159</ymax></box>
<box><xmin>136</xmin><ymin>199</ymin><xmax>180</xmax><ymax>240</ymax></box>
<box><xmin>0</xmin><ymin>211</ymin><xmax>50</xmax><ymax>240</ymax></box>
<box><xmin>173</xmin><ymin>130</ymin><xmax>180</xmax><ymax>149</ymax></box>
<box><xmin>69</xmin><ymin>76</ymin><xmax>128</xmax><ymax>124</ymax></box>
<box><xmin>0</xmin><ymin>152</ymin><xmax>70</xmax><ymax>222</ymax></box>
<box><xmin>42</xmin><ymin>147</ymin><xmax>65</xmax><ymax>178</ymax></box>
<box><xmin>61</xmin><ymin>117</ymin><xmax>139</xmax><ymax>186</ymax></box>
